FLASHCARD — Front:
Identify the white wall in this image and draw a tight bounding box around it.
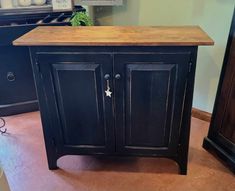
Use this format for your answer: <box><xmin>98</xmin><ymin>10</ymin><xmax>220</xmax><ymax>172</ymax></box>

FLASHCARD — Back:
<box><xmin>75</xmin><ymin>0</ymin><xmax>235</xmax><ymax>112</ymax></box>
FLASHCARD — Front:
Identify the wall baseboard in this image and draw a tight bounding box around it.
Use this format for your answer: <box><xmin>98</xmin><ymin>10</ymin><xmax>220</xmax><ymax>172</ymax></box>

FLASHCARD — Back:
<box><xmin>192</xmin><ymin>108</ymin><xmax>212</xmax><ymax>122</ymax></box>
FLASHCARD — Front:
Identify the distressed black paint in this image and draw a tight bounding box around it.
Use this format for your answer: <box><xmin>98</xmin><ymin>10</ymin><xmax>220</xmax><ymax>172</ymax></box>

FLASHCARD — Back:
<box><xmin>30</xmin><ymin>46</ymin><xmax>198</xmax><ymax>175</ymax></box>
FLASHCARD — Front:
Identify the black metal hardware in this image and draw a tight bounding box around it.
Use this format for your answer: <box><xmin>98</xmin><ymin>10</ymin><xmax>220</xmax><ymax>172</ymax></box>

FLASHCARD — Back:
<box><xmin>7</xmin><ymin>72</ymin><xmax>16</xmax><ymax>82</ymax></box>
<box><xmin>188</xmin><ymin>62</ymin><xmax>193</xmax><ymax>73</ymax></box>
<box><xmin>0</xmin><ymin>118</ymin><xmax>7</xmax><ymax>134</ymax></box>
<box><xmin>104</xmin><ymin>74</ymin><xmax>110</xmax><ymax>80</ymax></box>
<box><xmin>115</xmin><ymin>74</ymin><xmax>121</xmax><ymax>80</ymax></box>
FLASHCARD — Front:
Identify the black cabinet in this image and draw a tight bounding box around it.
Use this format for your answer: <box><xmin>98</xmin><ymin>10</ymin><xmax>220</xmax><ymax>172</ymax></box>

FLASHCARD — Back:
<box><xmin>0</xmin><ymin>7</ymin><xmax>85</xmax><ymax>116</ymax></box>
<box><xmin>0</xmin><ymin>38</ymin><xmax>38</xmax><ymax>116</ymax></box>
<box><xmin>203</xmin><ymin>9</ymin><xmax>235</xmax><ymax>173</ymax></box>
<box><xmin>30</xmin><ymin>46</ymin><xmax>198</xmax><ymax>175</ymax></box>
<box><xmin>0</xmin><ymin>46</ymin><xmax>36</xmax><ymax>103</ymax></box>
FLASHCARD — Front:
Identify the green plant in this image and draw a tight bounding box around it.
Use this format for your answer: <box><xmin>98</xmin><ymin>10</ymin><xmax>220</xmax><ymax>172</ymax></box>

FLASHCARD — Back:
<box><xmin>70</xmin><ymin>12</ymin><xmax>93</xmax><ymax>26</ymax></box>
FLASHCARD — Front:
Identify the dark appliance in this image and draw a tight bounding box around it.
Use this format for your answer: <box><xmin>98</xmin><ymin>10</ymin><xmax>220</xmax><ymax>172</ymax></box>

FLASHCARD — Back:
<box><xmin>0</xmin><ymin>6</ymin><xmax>85</xmax><ymax>116</ymax></box>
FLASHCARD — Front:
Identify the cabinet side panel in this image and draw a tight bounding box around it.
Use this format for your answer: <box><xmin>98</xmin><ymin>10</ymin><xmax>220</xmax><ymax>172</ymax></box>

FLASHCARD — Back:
<box><xmin>217</xmin><ymin>38</ymin><xmax>235</xmax><ymax>143</ymax></box>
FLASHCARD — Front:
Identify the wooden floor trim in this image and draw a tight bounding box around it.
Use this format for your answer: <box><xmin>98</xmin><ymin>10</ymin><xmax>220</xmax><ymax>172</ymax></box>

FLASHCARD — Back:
<box><xmin>192</xmin><ymin>108</ymin><xmax>212</xmax><ymax>122</ymax></box>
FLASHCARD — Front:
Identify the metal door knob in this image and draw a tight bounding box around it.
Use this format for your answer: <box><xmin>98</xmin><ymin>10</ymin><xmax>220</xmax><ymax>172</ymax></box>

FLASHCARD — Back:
<box><xmin>7</xmin><ymin>72</ymin><xmax>15</xmax><ymax>82</ymax></box>
<box><xmin>115</xmin><ymin>74</ymin><xmax>121</xmax><ymax>80</ymax></box>
<box><xmin>104</xmin><ymin>74</ymin><xmax>110</xmax><ymax>80</ymax></box>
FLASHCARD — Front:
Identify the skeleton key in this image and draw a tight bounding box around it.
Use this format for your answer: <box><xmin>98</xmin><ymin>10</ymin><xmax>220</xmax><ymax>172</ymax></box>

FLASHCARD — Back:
<box><xmin>104</xmin><ymin>74</ymin><xmax>112</xmax><ymax>98</ymax></box>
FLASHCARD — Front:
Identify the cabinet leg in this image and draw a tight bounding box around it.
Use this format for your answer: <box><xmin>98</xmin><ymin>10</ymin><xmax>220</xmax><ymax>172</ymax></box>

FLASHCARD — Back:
<box><xmin>175</xmin><ymin>150</ymin><xmax>188</xmax><ymax>175</ymax></box>
<box><xmin>47</xmin><ymin>154</ymin><xmax>58</xmax><ymax>170</ymax></box>
<box><xmin>48</xmin><ymin>159</ymin><xmax>58</xmax><ymax>170</ymax></box>
<box><xmin>232</xmin><ymin>167</ymin><xmax>235</xmax><ymax>174</ymax></box>
<box><xmin>173</xmin><ymin>156</ymin><xmax>188</xmax><ymax>175</ymax></box>
<box><xmin>178</xmin><ymin>163</ymin><xmax>187</xmax><ymax>175</ymax></box>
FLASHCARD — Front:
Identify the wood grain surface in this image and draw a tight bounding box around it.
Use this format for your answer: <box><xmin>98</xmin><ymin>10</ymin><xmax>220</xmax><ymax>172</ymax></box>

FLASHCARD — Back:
<box><xmin>192</xmin><ymin>108</ymin><xmax>211</xmax><ymax>122</ymax></box>
<box><xmin>13</xmin><ymin>26</ymin><xmax>214</xmax><ymax>46</ymax></box>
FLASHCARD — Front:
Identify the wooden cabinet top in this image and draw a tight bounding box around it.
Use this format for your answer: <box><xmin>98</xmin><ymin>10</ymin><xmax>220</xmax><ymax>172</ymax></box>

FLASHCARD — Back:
<box><xmin>13</xmin><ymin>26</ymin><xmax>214</xmax><ymax>46</ymax></box>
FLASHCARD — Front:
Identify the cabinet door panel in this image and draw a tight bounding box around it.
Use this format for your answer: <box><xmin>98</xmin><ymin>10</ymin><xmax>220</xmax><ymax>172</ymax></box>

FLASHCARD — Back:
<box><xmin>52</xmin><ymin>63</ymin><xmax>105</xmax><ymax>146</ymax></box>
<box><xmin>37</xmin><ymin>54</ymin><xmax>114</xmax><ymax>154</ymax></box>
<box><xmin>125</xmin><ymin>64</ymin><xmax>176</xmax><ymax>147</ymax></box>
<box><xmin>114</xmin><ymin>53</ymin><xmax>191</xmax><ymax>155</ymax></box>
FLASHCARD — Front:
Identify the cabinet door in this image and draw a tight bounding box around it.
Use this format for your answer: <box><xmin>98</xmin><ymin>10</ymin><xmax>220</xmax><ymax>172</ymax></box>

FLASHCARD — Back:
<box><xmin>114</xmin><ymin>53</ymin><xmax>191</xmax><ymax>155</ymax></box>
<box><xmin>37</xmin><ymin>54</ymin><xmax>114</xmax><ymax>154</ymax></box>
